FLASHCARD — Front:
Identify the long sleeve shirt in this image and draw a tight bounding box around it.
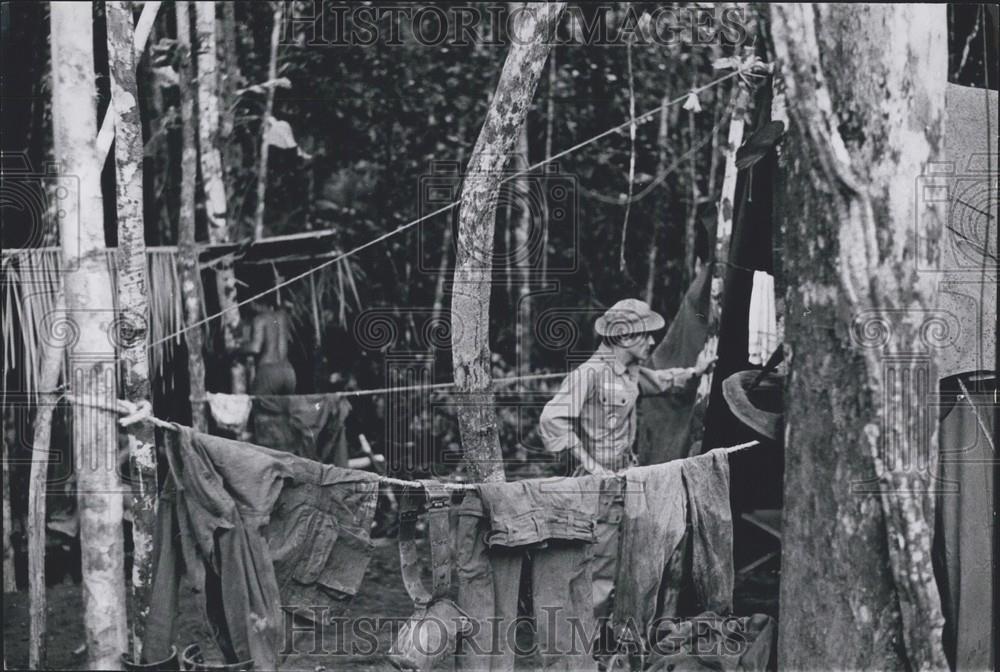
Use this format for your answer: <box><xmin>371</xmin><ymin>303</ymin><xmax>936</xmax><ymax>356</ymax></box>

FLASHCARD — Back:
<box><xmin>539</xmin><ymin>343</ymin><xmax>698</xmax><ymax>470</ymax></box>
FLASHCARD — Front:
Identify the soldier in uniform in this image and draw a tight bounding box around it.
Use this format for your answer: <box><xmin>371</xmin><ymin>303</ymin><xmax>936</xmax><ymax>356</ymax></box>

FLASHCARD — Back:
<box><xmin>539</xmin><ymin>298</ymin><xmax>714</xmax><ymax>618</ymax></box>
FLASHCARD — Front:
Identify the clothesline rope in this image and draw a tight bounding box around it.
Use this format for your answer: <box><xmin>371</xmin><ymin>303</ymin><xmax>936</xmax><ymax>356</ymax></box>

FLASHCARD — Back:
<box><xmin>248</xmin><ymin>371</ymin><xmax>568</xmax><ymax>399</ymax></box>
<box><xmin>64</xmin><ymin>393</ymin><xmax>761</xmax><ymax>491</ymax></box>
<box><xmin>147</xmin><ymin>66</ymin><xmax>754</xmax><ymax>350</ymax></box>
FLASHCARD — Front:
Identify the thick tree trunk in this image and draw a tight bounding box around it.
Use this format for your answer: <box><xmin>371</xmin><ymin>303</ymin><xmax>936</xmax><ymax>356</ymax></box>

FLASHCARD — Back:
<box><xmin>451</xmin><ymin>2</ymin><xmax>564</xmax><ymax>483</ymax></box>
<box><xmin>253</xmin><ymin>2</ymin><xmax>283</xmax><ymax>240</ymax></box>
<box><xmin>27</xmin><ymin>291</ymin><xmax>65</xmax><ymax>669</ymax></box>
<box><xmin>50</xmin><ymin>3</ymin><xmax>129</xmax><ymax>669</ymax></box>
<box><xmin>218</xmin><ymin>0</ymin><xmax>243</xmax><ymax>237</ymax></box>
<box><xmin>195</xmin><ymin>2</ymin><xmax>245</xmax><ymax>394</ymax></box>
<box><xmin>106</xmin><ymin>1</ymin><xmax>158</xmax><ymax>660</ymax></box>
<box><xmin>513</xmin><ymin>124</ymin><xmax>532</xmax><ymax>377</ymax></box>
<box><xmin>686</xmin><ymin>76</ymin><xmax>750</xmax><ymax>450</ymax></box>
<box><xmin>769</xmin><ymin>5</ymin><xmax>948</xmax><ymax>670</ymax></box>
<box><xmin>177</xmin><ymin>0</ymin><xmax>207</xmax><ymax>432</ymax></box>
<box><xmin>2</xmin><ymin>406</ymin><xmax>14</xmax><ymax>594</ymax></box>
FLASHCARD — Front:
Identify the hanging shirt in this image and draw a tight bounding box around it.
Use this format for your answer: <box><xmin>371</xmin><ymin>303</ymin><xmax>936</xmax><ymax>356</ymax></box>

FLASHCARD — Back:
<box><xmin>539</xmin><ymin>343</ymin><xmax>698</xmax><ymax>471</ymax></box>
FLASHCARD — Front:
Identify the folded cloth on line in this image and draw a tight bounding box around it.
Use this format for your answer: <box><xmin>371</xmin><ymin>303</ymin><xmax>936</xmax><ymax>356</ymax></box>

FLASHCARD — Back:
<box><xmin>252</xmin><ymin>394</ymin><xmax>352</xmax><ymax>466</ymax></box>
<box><xmin>207</xmin><ymin>393</ymin><xmax>252</xmax><ymax>434</ymax></box>
<box><xmin>477</xmin><ymin>474</ymin><xmax>604</xmax><ymax>548</ymax></box>
<box><xmin>143</xmin><ymin>427</ymin><xmax>379</xmax><ymax>669</ymax></box>
<box><xmin>645</xmin><ymin>613</ymin><xmax>776</xmax><ymax>671</ymax></box>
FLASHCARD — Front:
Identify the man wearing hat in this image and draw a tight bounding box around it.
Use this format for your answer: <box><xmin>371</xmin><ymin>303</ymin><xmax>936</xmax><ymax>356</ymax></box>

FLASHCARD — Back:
<box><xmin>538</xmin><ymin>298</ymin><xmax>714</xmax><ymax>620</ymax></box>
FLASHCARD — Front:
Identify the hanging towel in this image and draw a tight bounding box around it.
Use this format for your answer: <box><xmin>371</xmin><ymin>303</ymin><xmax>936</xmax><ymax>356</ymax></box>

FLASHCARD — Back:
<box><xmin>747</xmin><ymin>271</ymin><xmax>778</xmax><ymax>367</ymax></box>
<box><xmin>207</xmin><ymin>393</ymin><xmax>252</xmax><ymax>434</ymax></box>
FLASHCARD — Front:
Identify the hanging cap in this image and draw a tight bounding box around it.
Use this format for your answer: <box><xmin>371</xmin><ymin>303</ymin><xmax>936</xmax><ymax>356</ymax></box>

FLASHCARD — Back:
<box><xmin>595</xmin><ymin>299</ymin><xmax>665</xmax><ymax>337</ymax></box>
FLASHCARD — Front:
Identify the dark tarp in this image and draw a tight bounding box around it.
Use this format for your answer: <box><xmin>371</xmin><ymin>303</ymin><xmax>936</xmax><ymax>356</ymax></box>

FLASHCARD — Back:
<box><xmin>636</xmin><ymin>263</ymin><xmax>711</xmax><ymax>465</ymax></box>
<box><xmin>252</xmin><ymin>394</ymin><xmax>351</xmax><ymax>467</ymax></box>
<box><xmin>933</xmin><ymin>374</ymin><xmax>996</xmax><ymax>671</ymax></box>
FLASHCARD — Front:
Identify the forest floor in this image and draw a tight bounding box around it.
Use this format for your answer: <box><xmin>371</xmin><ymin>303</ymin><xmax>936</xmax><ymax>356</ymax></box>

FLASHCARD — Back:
<box><xmin>3</xmin><ymin>519</ymin><xmax>779</xmax><ymax>670</ymax></box>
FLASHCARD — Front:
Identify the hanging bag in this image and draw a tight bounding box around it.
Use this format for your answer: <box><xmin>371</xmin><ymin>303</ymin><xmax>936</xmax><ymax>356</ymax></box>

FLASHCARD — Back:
<box><xmin>388</xmin><ymin>481</ymin><xmax>471</xmax><ymax>671</ymax></box>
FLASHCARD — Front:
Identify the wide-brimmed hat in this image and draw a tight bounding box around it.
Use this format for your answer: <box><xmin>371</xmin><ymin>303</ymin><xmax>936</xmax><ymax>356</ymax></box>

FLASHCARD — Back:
<box><xmin>722</xmin><ymin>370</ymin><xmax>784</xmax><ymax>442</ymax></box>
<box><xmin>595</xmin><ymin>299</ymin><xmax>665</xmax><ymax>337</ymax></box>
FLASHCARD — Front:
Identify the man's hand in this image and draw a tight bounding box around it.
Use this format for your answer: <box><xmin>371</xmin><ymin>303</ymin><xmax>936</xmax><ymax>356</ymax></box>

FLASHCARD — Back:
<box><xmin>693</xmin><ymin>350</ymin><xmax>718</xmax><ymax>377</ymax></box>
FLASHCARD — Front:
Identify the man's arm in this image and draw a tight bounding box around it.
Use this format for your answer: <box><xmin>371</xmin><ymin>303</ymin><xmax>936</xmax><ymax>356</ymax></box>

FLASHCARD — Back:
<box><xmin>242</xmin><ymin>314</ymin><xmax>265</xmax><ymax>357</ymax></box>
<box><xmin>636</xmin><ymin>354</ymin><xmax>715</xmax><ymax>395</ymax></box>
<box><xmin>540</xmin><ymin>367</ymin><xmax>606</xmax><ymax>472</ymax></box>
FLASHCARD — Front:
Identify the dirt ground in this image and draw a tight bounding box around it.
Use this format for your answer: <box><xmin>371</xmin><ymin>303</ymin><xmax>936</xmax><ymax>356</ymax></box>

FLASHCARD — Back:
<box><xmin>3</xmin><ymin>519</ymin><xmax>779</xmax><ymax>670</ymax></box>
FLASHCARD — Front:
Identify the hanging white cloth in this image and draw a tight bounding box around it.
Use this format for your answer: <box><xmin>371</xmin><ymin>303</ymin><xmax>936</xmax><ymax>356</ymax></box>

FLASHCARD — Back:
<box><xmin>747</xmin><ymin>271</ymin><xmax>779</xmax><ymax>366</ymax></box>
<box><xmin>206</xmin><ymin>392</ymin><xmax>252</xmax><ymax>434</ymax></box>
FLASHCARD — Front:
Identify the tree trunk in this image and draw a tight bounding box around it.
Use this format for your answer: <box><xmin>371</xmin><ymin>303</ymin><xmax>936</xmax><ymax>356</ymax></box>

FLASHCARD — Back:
<box><xmin>769</xmin><ymin>5</ymin><xmax>948</xmax><ymax>670</ymax></box>
<box><xmin>686</xmin><ymin>73</ymin><xmax>751</xmax><ymax>450</ymax></box>
<box><xmin>195</xmin><ymin>1</ymin><xmax>245</xmax><ymax>394</ymax></box>
<box><xmin>451</xmin><ymin>2</ymin><xmax>564</xmax><ymax>483</ymax></box>
<box><xmin>253</xmin><ymin>2</ymin><xmax>283</xmax><ymax>240</ymax></box>
<box><xmin>218</xmin><ymin>0</ymin><xmax>243</xmax><ymax>239</ymax></box>
<box><xmin>541</xmin><ymin>48</ymin><xmax>556</xmax><ymax>284</ymax></box>
<box><xmin>50</xmin><ymin>3</ymin><xmax>129</xmax><ymax>669</ymax></box>
<box><xmin>177</xmin><ymin>0</ymin><xmax>207</xmax><ymax>432</ymax></box>
<box><xmin>2</xmin><ymin>405</ymin><xmax>15</xmax><ymax>594</ymax></box>
<box><xmin>513</xmin><ymin>123</ymin><xmax>532</xmax><ymax>378</ymax></box>
<box><xmin>646</xmin><ymin>92</ymin><xmax>671</xmax><ymax>306</ymax></box>
<box><xmin>105</xmin><ymin>1</ymin><xmax>158</xmax><ymax>660</ymax></box>
<box><xmin>27</xmin><ymin>290</ymin><xmax>65</xmax><ymax>670</ymax></box>
<box><xmin>684</xmin><ymin>99</ymin><xmax>699</xmax><ymax>285</ymax></box>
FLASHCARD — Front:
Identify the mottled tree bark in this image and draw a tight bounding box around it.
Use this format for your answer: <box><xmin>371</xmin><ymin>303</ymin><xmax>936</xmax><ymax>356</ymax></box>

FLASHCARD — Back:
<box><xmin>195</xmin><ymin>2</ymin><xmax>245</xmax><ymax>394</ymax></box>
<box><xmin>106</xmin><ymin>1</ymin><xmax>158</xmax><ymax>660</ymax></box>
<box><xmin>253</xmin><ymin>2</ymin><xmax>283</xmax><ymax>240</ymax></box>
<box><xmin>452</xmin><ymin>2</ymin><xmax>564</xmax><ymax>483</ymax></box>
<box><xmin>177</xmin><ymin>0</ymin><xmax>207</xmax><ymax>432</ymax></box>
<box><xmin>27</xmin><ymin>290</ymin><xmax>65</xmax><ymax>669</ymax></box>
<box><xmin>770</xmin><ymin>4</ymin><xmax>948</xmax><ymax>670</ymax></box>
<box><xmin>50</xmin><ymin>3</ymin><xmax>129</xmax><ymax>668</ymax></box>
<box><xmin>2</xmin><ymin>406</ymin><xmax>15</xmax><ymax>594</ymax></box>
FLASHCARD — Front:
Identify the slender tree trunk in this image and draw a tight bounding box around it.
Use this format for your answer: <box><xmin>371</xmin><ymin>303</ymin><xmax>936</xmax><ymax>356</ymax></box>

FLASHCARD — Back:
<box><xmin>541</xmin><ymin>48</ymin><xmax>555</xmax><ymax>284</ymax></box>
<box><xmin>685</xmin><ymin>99</ymin><xmax>699</xmax><ymax>284</ymax></box>
<box><xmin>50</xmin><ymin>4</ymin><xmax>129</xmax><ymax>668</ymax></box>
<box><xmin>106</xmin><ymin>1</ymin><xmax>157</xmax><ymax>660</ymax></box>
<box><xmin>2</xmin><ymin>406</ymin><xmax>15</xmax><ymax>594</ymax></box>
<box><xmin>195</xmin><ymin>1</ymin><xmax>245</xmax><ymax>394</ymax></box>
<box><xmin>451</xmin><ymin>2</ymin><xmax>564</xmax><ymax>483</ymax></box>
<box><xmin>685</xmin><ymin>68</ymin><xmax>751</xmax><ymax>451</ymax></box>
<box><xmin>253</xmin><ymin>2</ymin><xmax>283</xmax><ymax>240</ymax></box>
<box><xmin>432</xmin><ymin>122</ymin><xmax>467</xmax><ymax>320</ymax></box>
<box><xmin>646</xmin><ymin>92</ymin><xmax>671</xmax><ymax>305</ymax></box>
<box><xmin>27</xmin><ymin>291</ymin><xmax>65</xmax><ymax>670</ymax></box>
<box><xmin>177</xmin><ymin>0</ymin><xmax>207</xmax><ymax>432</ymax></box>
<box><xmin>769</xmin><ymin>5</ymin><xmax>948</xmax><ymax>670</ymax></box>
<box><xmin>513</xmin><ymin>123</ymin><xmax>532</xmax><ymax>377</ymax></box>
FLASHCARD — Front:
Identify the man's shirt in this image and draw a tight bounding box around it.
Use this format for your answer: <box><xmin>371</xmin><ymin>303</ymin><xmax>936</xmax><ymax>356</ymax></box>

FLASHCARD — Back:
<box><xmin>539</xmin><ymin>344</ymin><xmax>697</xmax><ymax>470</ymax></box>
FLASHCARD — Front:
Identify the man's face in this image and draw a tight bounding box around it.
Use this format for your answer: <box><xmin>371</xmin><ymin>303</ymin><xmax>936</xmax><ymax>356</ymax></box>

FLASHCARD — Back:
<box><xmin>619</xmin><ymin>332</ymin><xmax>655</xmax><ymax>363</ymax></box>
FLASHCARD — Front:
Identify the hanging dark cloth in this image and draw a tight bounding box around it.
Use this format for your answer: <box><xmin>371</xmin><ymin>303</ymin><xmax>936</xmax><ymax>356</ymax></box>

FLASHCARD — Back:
<box><xmin>933</xmin><ymin>373</ymin><xmax>997</xmax><ymax>671</ymax></box>
<box><xmin>636</xmin><ymin>263</ymin><xmax>712</xmax><ymax>465</ymax></box>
